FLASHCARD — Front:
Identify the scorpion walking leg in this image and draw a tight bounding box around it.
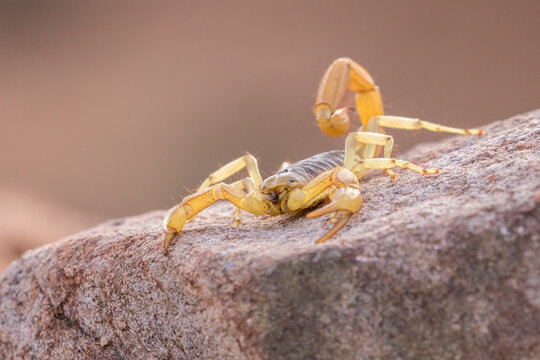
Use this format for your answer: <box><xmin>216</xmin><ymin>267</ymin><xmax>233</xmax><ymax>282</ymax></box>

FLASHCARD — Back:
<box><xmin>314</xmin><ymin>58</ymin><xmax>384</xmax><ymax>136</ymax></box>
<box><xmin>197</xmin><ymin>153</ymin><xmax>262</xmax><ymax>191</ymax></box>
<box><xmin>196</xmin><ymin>153</ymin><xmax>262</xmax><ymax>227</ymax></box>
<box><xmin>286</xmin><ymin>167</ymin><xmax>363</xmax><ymax>244</ymax></box>
<box><xmin>162</xmin><ymin>178</ymin><xmax>272</xmax><ymax>254</ymax></box>
<box><xmin>364</xmin><ymin>115</ymin><xmax>485</xmax><ymax>136</ymax></box>
<box><xmin>358</xmin><ymin>158</ymin><xmax>439</xmax><ymax>175</ymax></box>
<box><xmin>344</xmin><ymin>131</ymin><xmax>398</xmax><ymax>179</ymax></box>
<box><xmin>343</xmin><ymin>130</ymin><xmax>439</xmax><ymax>179</ymax></box>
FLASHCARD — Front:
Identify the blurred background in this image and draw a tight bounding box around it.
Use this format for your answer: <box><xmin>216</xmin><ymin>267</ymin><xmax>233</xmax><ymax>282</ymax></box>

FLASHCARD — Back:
<box><xmin>1</xmin><ymin>0</ymin><xmax>539</xmax><ymax>271</ymax></box>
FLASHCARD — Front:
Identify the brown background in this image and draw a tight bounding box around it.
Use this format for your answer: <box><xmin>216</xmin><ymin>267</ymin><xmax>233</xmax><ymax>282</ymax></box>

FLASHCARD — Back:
<box><xmin>0</xmin><ymin>1</ymin><xmax>539</xmax><ymax>266</ymax></box>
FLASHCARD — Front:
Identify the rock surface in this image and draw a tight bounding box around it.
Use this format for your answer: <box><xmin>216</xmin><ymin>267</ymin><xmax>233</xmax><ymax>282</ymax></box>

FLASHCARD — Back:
<box><xmin>1</xmin><ymin>110</ymin><xmax>539</xmax><ymax>360</ymax></box>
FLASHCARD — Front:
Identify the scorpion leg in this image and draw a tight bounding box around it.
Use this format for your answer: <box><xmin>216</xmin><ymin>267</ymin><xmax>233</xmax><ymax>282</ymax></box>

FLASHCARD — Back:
<box><xmin>314</xmin><ymin>58</ymin><xmax>384</xmax><ymax>136</ymax></box>
<box><xmin>344</xmin><ymin>131</ymin><xmax>397</xmax><ymax>180</ymax></box>
<box><xmin>356</xmin><ymin>158</ymin><xmax>439</xmax><ymax>176</ymax></box>
<box><xmin>364</xmin><ymin>115</ymin><xmax>485</xmax><ymax>136</ymax></box>
<box><xmin>197</xmin><ymin>153</ymin><xmax>262</xmax><ymax>191</ymax></box>
<box><xmin>344</xmin><ymin>130</ymin><xmax>440</xmax><ymax>178</ymax></box>
<box><xmin>195</xmin><ymin>153</ymin><xmax>262</xmax><ymax>227</ymax></box>
<box><xmin>162</xmin><ymin>178</ymin><xmax>273</xmax><ymax>254</ymax></box>
<box><xmin>286</xmin><ymin>167</ymin><xmax>363</xmax><ymax>244</ymax></box>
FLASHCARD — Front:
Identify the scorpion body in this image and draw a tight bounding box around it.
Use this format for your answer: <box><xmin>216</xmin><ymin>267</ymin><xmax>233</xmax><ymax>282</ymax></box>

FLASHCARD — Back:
<box><xmin>257</xmin><ymin>150</ymin><xmax>346</xmax><ymax>216</ymax></box>
<box><xmin>274</xmin><ymin>150</ymin><xmax>346</xmax><ymax>186</ymax></box>
<box><xmin>162</xmin><ymin>58</ymin><xmax>484</xmax><ymax>253</ymax></box>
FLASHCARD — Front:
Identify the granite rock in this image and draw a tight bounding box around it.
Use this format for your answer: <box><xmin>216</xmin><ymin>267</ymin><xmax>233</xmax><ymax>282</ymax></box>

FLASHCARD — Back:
<box><xmin>1</xmin><ymin>110</ymin><xmax>539</xmax><ymax>359</ymax></box>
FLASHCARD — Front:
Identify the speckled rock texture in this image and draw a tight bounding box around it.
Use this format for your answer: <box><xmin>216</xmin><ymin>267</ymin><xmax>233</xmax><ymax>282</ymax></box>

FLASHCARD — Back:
<box><xmin>1</xmin><ymin>110</ymin><xmax>539</xmax><ymax>360</ymax></box>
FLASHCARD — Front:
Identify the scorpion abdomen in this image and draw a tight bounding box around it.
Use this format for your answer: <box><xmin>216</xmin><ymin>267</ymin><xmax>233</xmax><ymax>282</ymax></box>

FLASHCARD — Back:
<box><xmin>280</xmin><ymin>150</ymin><xmax>345</xmax><ymax>184</ymax></box>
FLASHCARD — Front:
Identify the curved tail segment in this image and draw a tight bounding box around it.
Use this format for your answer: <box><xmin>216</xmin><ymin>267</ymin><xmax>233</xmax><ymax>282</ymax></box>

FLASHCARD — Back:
<box><xmin>314</xmin><ymin>58</ymin><xmax>384</xmax><ymax>137</ymax></box>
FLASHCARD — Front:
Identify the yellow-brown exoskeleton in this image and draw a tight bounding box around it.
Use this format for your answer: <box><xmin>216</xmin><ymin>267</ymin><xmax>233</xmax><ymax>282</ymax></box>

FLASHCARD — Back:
<box><xmin>162</xmin><ymin>58</ymin><xmax>484</xmax><ymax>253</ymax></box>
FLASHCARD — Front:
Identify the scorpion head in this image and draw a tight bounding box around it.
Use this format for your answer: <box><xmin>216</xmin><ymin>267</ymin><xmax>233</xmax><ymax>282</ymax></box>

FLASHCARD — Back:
<box><xmin>258</xmin><ymin>169</ymin><xmax>303</xmax><ymax>213</ymax></box>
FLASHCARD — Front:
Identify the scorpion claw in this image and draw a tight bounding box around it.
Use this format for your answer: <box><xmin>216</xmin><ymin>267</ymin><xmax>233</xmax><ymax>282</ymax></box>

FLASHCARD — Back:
<box><xmin>307</xmin><ymin>187</ymin><xmax>363</xmax><ymax>219</ymax></box>
<box><xmin>328</xmin><ymin>211</ymin><xmax>338</xmax><ymax>224</ymax></box>
<box><xmin>315</xmin><ymin>211</ymin><xmax>352</xmax><ymax>244</ymax></box>
<box><xmin>307</xmin><ymin>187</ymin><xmax>363</xmax><ymax>244</ymax></box>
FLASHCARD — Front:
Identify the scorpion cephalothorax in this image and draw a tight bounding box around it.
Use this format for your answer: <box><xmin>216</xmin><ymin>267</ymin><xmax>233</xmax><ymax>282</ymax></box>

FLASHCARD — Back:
<box><xmin>162</xmin><ymin>58</ymin><xmax>484</xmax><ymax>253</ymax></box>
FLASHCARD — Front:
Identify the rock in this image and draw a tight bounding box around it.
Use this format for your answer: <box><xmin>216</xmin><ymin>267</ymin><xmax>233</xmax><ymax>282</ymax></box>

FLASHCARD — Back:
<box><xmin>1</xmin><ymin>110</ymin><xmax>539</xmax><ymax>360</ymax></box>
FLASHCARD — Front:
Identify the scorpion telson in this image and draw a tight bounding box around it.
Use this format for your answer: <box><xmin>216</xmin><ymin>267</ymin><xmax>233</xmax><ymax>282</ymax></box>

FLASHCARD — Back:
<box><xmin>161</xmin><ymin>57</ymin><xmax>485</xmax><ymax>253</ymax></box>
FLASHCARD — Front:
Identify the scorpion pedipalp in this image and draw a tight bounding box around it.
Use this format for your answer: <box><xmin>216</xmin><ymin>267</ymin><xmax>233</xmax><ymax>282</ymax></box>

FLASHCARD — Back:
<box><xmin>306</xmin><ymin>186</ymin><xmax>363</xmax><ymax>244</ymax></box>
<box><xmin>313</xmin><ymin>211</ymin><xmax>352</xmax><ymax>244</ymax></box>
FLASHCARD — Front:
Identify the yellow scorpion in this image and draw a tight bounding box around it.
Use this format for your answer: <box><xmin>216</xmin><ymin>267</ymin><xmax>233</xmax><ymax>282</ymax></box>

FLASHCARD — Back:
<box><xmin>162</xmin><ymin>58</ymin><xmax>484</xmax><ymax>253</ymax></box>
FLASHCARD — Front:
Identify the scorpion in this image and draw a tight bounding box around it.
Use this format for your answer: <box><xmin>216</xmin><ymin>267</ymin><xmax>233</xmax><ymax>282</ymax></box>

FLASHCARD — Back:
<box><xmin>162</xmin><ymin>58</ymin><xmax>484</xmax><ymax>253</ymax></box>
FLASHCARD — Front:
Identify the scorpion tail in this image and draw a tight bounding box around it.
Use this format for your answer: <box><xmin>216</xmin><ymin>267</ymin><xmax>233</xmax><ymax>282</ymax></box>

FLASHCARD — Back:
<box><xmin>314</xmin><ymin>58</ymin><xmax>384</xmax><ymax>136</ymax></box>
